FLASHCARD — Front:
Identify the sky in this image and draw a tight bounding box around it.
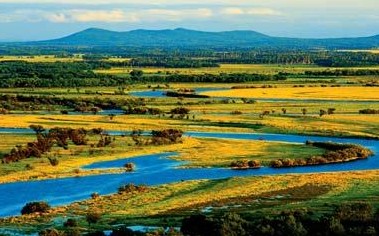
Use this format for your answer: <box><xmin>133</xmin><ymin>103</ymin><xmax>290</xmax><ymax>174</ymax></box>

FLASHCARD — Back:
<box><xmin>0</xmin><ymin>0</ymin><xmax>378</xmax><ymax>41</ymax></box>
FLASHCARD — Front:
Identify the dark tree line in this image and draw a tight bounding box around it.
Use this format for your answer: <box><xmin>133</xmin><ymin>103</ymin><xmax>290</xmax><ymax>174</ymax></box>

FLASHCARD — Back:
<box><xmin>270</xmin><ymin>141</ymin><xmax>373</xmax><ymax>168</ymax></box>
<box><xmin>127</xmin><ymin>57</ymin><xmax>219</xmax><ymax>68</ymax></box>
<box><xmin>304</xmin><ymin>69</ymin><xmax>379</xmax><ymax>77</ymax></box>
<box><xmin>0</xmin><ymin>94</ymin><xmax>147</xmax><ymax>111</ymax></box>
<box><xmin>131</xmin><ymin>129</ymin><xmax>184</xmax><ymax>146</ymax></box>
<box><xmin>359</xmin><ymin>109</ymin><xmax>379</xmax><ymax>114</ymax></box>
<box><xmin>137</xmin><ymin>73</ymin><xmax>287</xmax><ymax>83</ymax></box>
<box><xmin>181</xmin><ymin>202</ymin><xmax>379</xmax><ymax>236</ymax></box>
<box><xmin>215</xmin><ymin>50</ymin><xmax>379</xmax><ymax>67</ymax></box>
<box><xmin>0</xmin><ymin>61</ymin><xmax>122</xmax><ymax>88</ymax></box>
<box><xmin>123</xmin><ymin>106</ymin><xmax>163</xmax><ymax>115</ymax></box>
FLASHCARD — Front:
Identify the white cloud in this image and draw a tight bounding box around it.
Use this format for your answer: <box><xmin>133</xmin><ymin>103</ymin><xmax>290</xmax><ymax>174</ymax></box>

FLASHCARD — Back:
<box><xmin>68</xmin><ymin>10</ymin><xmax>136</xmax><ymax>23</ymax></box>
<box><xmin>45</xmin><ymin>13</ymin><xmax>67</xmax><ymax>23</ymax></box>
<box><xmin>0</xmin><ymin>0</ymin><xmax>255</xmax><ymax>4</ymax></box>
<box><xmin>246</xmin><ymin>8</ymin><xmax>283</xmax><ymax>16</ymax></box>
<box><xmin>221</xmin><ymin>7</ymin><xmax>244</xmax><ymax>15</ymax></box>
<box><xmin>0</xmin><ymin>8</ymin><xmax>214</xmax><ymax>23</ymax></box>
<box><xmin>220</xmin><ymin>7</ymin><xmax>283</xmax><ymax>16</ymax></box>
<box><xmin>142</xmin><ymin>8</ymin><xmax>213</xmax><ymax>21</ymax></box>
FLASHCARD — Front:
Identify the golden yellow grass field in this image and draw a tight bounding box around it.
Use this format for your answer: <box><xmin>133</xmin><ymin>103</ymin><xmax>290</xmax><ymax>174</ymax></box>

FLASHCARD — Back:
<box><xmin>0</xmin><ymin>114</ymin><xmax>248</xmax><ymax>133</ymax></box>
<box><xmin>202</xmin><ymin>86</ymin><xmax>379</xmax><ymax>100</ymax></box>
<box><xmin>95</xmin><ymin>63</ymin><xmax>379</xmax><ymax>76</ymax></box>
<box><xmin>339</xmin><ymin>49</ymin><xmax>379</xmax><ymax>54</ymax></box>
<box><xmin>0</xmin><ymin>55</ymin><xmax>82</xmax><ymax>63</ymax></box>
<box><xmin>174</xmin><ymin>138</ymin><xmax>323</xmax><ymax>167</ymax></box>
<box><xmin>0</xmin><ymin>134</ymin><xmax>35</xmax><ymax>152</ymax></box>
<box><xmin>196</xmin><ymin>112</ymin><xmax>379</xmax><ymax>138</ymax></box>
<box><xmin>103</xmin><ymin>57</ymin><xmax>132</xmax><ymax>62</ymax></box>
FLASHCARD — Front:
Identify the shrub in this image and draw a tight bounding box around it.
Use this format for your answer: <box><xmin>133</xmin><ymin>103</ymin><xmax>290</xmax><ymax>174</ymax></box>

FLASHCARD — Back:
<box><xmin>124</xmin><ymin>163</ymin><xmax>135</xmax><ymax>172</ymax></box>
<box><xmin>48</xmin><ymin>157</ymin><xmax>59</xmax><ymax>166</ymax></box>
<box><xmin>230</xmin><ymin>160</ymin><xmax>249</xmax><ymax>169</ymax></box>
<box><xmin>25</xmin><ymin>164</ymin><xmax>34</xmax><ymax>170</ymax></box>
<box><xmin>328</xmin><ymin>108</ymin><xmax>336</xmax><ymax>115</ymax></box>
<box><xmin>231</xmin><ymin>110</ymin><xmax>243</xmax><ymax>115</ymax></box>
<box><xmin>170</xmin><ymin>107</ymin><xmax>190</xmax><ymax>115</ymax></box>
<box><xmin>118</xmin><ymin>183</ymin><xmax>149</xmax><ymax>194</ymax></box>
<box><xmin>230</xmin><ymin>160</ymin><xmax>261</xmax><ymax>169</ymax></box>
<box><xmin>86</xmin><ymin>211</ymin><xmax>102</xmax><ymax>225</ymax></box>
<box><xmin>21</xmin><ymin>201</ymin><xmax>51</xmax><ymax>215</ymax></box>
<box><xmin>248</xmin><ymin>160</ymin><xmax>261</xmax><ymax>168</ymax></box>
<box><xmin>334</xmin><ymin>202</ymin><xmax>374</xmax><ymax>222</ymax></box>
<box><xmin>151</xmin><ymin>129</ymin><xmax>183</xmax><ymax>145</ymax></box>
<box><xmin>0</xmin><ymin>108</ymin><xmax>9</xmax><ymax>115</ymax></box>
<box><xmin>270</xmin><ymin>142</ymin><xmax>373</xmax><ymax>168</ymax></box>
<box><xmin>359</xmin><ymin>109</ymin><xmax>379</xmax><ymax>114</ymax></box>
<box><xmin>64</xmin><ymin>218</ymin><xmax>78</xmax><ymax>228</ymax></box>
<box><xmin>270</xmin><ymin>160</ymin><xmax>283</xmax><ymax>168</ymax></box>
<box><xmin>85</xmin><ymin>231</ymin><xmax>106</xmax><ymax>236</ymax></box>
<box><xmin>38</xmin><ymin>228</ymin><xmax>61</xmax><ymax>236</ymax></box>
<box><xmin>110</xmin><ymin>227</ymin><xmax>141</xmax><ymax>236</ymax></box>
<box><xmin>91</xmin><ymin>192</ymin><xmax>100</xmax><ymax>199</ymax></box>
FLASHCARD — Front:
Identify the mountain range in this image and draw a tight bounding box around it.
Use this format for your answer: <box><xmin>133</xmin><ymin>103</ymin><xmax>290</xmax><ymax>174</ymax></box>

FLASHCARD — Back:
<box><xmin>12</xmin><ymin>28</ymin><xmax>379</xmax><ymax>49</ymax></box>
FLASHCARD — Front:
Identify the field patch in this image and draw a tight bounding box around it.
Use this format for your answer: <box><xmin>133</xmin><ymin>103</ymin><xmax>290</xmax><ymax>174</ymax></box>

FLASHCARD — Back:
<box><xmin>202</xmin><ymin>86</ymin><xmax>379</xmax><ymax>100</ymax></box>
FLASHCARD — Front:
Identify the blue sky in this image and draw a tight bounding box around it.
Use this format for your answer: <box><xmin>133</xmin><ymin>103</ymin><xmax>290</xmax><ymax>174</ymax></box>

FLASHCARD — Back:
<box><xmin>0</xmin><ymin>0</ymin><xmax>378</xmax><ymax>41</ymax></box>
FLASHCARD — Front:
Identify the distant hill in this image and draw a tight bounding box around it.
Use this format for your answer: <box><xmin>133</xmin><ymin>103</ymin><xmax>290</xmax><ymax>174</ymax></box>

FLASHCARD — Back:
<box><xmin>13</xmin><ymin>28</ymin><xmax>379</xmax><ymax>49</ymax></box>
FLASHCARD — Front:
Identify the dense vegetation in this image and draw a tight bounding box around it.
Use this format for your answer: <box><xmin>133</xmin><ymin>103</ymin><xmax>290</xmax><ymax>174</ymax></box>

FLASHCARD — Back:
<box><xmin>181</xmin><ymin>202</ymin><xmax>379</xmax><ymax>236</ymax></box>
<box><xmin>270</xmin><ymin>141</ymin><xmax>373</xmax><ymax>168</ymax></box>
<box><xmin>359</xmin><ymin>109</ymin><xmax>379</xmax><ymax>114</ymax></box>
<box><xmin>33</xmin><ymin>202</ymin><xmax>379</xmax><ymax>236</ymax></box>
<box><xmin>2</xmin><ymin>49</ymin><xmax>379</xmax><ymax>88</ymax></box>
<box><xmin>1</xmin><ymin>125</ymin><xmax>103</xmax><ymax>163</ymax></box>
<box><xmin>0</xmin><ymin>61</ymin><xmax>121</xmax><ymax>88</ymax></box>
<box><xmin>0</xmin><ymin>94</ymin><xmax>147</xmax><ymax>111</ymax></box>
<box><xmin>21</xmin><ymin>201</ymin><xmax>50</xmax><ymax>215</ymax></box>
<box><xmin>130</xmin><ymin>129</ymin><xmax>184</xmax><ymax>146</ymax></box>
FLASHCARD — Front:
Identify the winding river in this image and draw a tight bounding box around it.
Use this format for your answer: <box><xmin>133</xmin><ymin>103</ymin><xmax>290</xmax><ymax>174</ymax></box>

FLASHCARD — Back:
<box><xmin>0</xmin><ymin>127</ymin><xmax>378</xmax><ymax>217</ymax></box>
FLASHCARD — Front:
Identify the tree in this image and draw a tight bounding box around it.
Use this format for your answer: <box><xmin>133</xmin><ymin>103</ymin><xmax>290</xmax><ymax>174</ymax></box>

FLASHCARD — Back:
<box><xmin>48</xmin><ymin>156</ymin><xmax>59</xmax><ymax>166</ymax></box>
<box><xmin>130</xmin><ymin>69</ymin><xmax>143</xmax><ymax>79</ymax></box>
<box><xmin>64</xmin><ymin>218</ymin><xmax>78</xmax><ymax>228</ymax></box>
<box><xmin>320</xmin><ymin>109</ymin><xmax>327</xmax><ymax>117</ymax></box>
<box><xmin>217</xmin><ymin>213</ymin><xmax>248</xmax><ymax>236</ymax></box>
<box><xmin>301</xmin><ymin>108</ymin><xmax>307</xmax><ymax>116</ymax></box>
<box><xmin>91</xmin><ymin>107</ymin><xmax>101</xmax><ymax>115</ymax></box>
<box><xmin>110</xmin><ymin>227</ymin><xmax>141</xmax><ymax>236</ymax></box>
<box><xmin>124</xmin><ymin>163</ymin><xmax>135</xmax><ymax>172</ymax></box>
<box><xmin>259</xmin><ymin>110</ymin><xmax>270</xmax><ymax>119</ymax></box>
<box><xmin>324</xmin><ymin>217</ymin><xmax>345</xmax><ymax>235</ymax></box>
<box><xmin>21</xmin><ymin>201</ymin><xmax>51</xmax><ymax>215</ymax></box>
<box><xmin>181</xmin><ymin>215</ymin><xmax>217</xmax><ymax>236</ymax></box>
<box><xmin>109</xmin><ymin>114</ymin><xmax>115</xmax><ymax>120</ymax></box>
<box><xmin>0</xmin><ymin>108</ymin><xmax>9</xmax><ymax>115</ymax></box>
<box><xmin>39</xmin><ymin>228</ymin><xmax>62</xmax><ymax>236</ymax></box>
<box><xmin>282</xmin><ymin>108</ymin><xmax>287</xmax><ymax>114</ymax></box>
<box><xmin>328</xmin><ymin>108</ymin><xmax>336</xmax><ymax>115</ymax></box>
<box><xmin>30</xmin><ymin>124</ymin><xmax>46</xmax><ymax>134</ymax></box>
<box><xmin>86</xmin><ymin>211</ymin><xmax>102</xmax><ymax>226</ymax></box>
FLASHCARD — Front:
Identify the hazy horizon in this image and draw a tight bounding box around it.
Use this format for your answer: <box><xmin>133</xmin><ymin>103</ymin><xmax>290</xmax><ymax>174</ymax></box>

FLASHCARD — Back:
<box><xmin>0</xmin><ymin>0</ymin><xmax>378</xmax><ymax>41</ymax></box>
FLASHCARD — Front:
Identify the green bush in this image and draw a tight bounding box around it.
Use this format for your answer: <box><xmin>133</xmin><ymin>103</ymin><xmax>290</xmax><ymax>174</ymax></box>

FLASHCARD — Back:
<box><xmin>21</xmin><ymin>201</ymin><xmax>51</xmax><ymax>215</ymax></box>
